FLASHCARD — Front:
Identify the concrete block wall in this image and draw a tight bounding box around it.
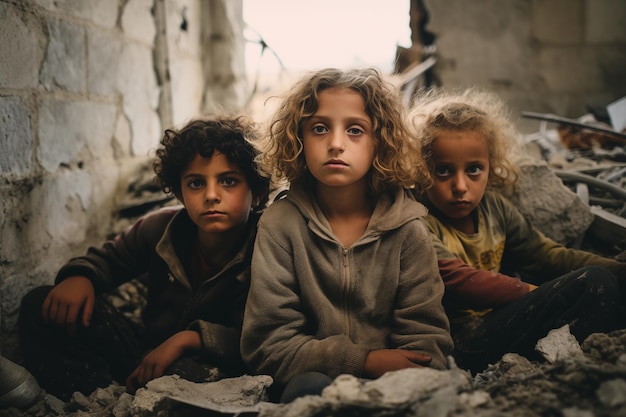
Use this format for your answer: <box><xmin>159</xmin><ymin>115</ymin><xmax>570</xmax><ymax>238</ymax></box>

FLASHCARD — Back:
<box><xmin>0</xmin><ymin>0</ymin><xmax>246</xmax><ymax>360</ymax></box>
<box><xmin>425</xmin><ymin>0</ymin><xmax>626</xmax><ymax>133</ymax></box>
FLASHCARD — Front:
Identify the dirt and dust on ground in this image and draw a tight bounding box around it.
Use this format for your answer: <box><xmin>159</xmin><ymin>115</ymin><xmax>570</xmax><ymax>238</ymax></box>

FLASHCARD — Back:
<box><xmin>1</xmin><ymin>325</ymin><xmax>626</xmax><ymax>417</ymax></box>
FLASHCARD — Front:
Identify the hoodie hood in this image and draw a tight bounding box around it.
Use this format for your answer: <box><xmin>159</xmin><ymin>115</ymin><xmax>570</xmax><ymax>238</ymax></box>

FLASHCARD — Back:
<box><xmin>286</xmin><ymin>180</ymin><xmax>428</xmax><ymax>246</ymax></box>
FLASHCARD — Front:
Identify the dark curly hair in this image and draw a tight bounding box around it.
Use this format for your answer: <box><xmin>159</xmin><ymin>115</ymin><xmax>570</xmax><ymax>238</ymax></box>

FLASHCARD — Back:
<box><xmin>153</xmin><ymin>115</ymin><xmax>270</xmax><ymax>211</ymax></box>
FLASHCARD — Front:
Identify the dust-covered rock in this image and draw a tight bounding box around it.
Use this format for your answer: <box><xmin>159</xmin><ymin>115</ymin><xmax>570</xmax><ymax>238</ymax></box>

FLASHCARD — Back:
<box><xmin>3</xmin><ymin>329</ymin><xmax>626</xmax><ymax>417</ymax></box>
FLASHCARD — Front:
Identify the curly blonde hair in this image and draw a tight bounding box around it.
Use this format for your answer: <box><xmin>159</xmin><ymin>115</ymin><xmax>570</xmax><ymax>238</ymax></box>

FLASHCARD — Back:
<box><xmin>261</xmin><ymin>67</ymin><xmax>421</xmax><ymax>195</ymax></box>
<box><xmin>409</xmin><ymin>87</ymin><xmax>520</xmax><ymax>194</ymax></box>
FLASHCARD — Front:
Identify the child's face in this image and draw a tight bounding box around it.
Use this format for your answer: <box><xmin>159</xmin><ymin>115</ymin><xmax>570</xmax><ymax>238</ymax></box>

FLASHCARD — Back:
<box><xmin>302</xmin><ymin>87</ymin><xmax>375</xmax><ymax>190</ymax></box>
<box><xmin>426</xmin><ymin>130</ymin><xmax>490</xmax><ymax>228</ymax></box>
<box><xmin>180</xmin><ymin>152</ymin><xmax>255</xmax><ymax>236</ymax></box>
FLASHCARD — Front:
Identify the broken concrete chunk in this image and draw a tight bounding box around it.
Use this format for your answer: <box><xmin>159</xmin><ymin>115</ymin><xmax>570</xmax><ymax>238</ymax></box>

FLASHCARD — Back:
<box><xmin>494</xmin><ymin>156</ymin><xmax>595</xmax><ymax>245</ymax></box>
<box><xmin>535</xmin><ymin>324</ymin><xmax>584</xmax><ymax>363</ymax></box>
<box><xmin>131</xmin><ymin>374</ymin><xmax>273</xmax><ymax>415</ymax></box>
<box><xmin>322</xmin><ymin>374</ymin><xmax>369</xmax><ymax>403</ymax></box>
<box><xmin>458</xmin><ymin>390</ymin><xmax>491</xmax><ymax>408</ymax></box>
<box><xmin>322</xmin><ymin>367</ymin><xmax>471</xmax><ymax>406</ymax></box>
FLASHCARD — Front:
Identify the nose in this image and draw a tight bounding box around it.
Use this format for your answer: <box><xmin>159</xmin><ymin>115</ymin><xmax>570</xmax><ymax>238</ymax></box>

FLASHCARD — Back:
<box><xmin>452</xmin><ymin>173</ymin><xmax>468</xmax><ymax>194</ymax></box>
<box><xmin>204</xmin><ymin>181</ymin><xmax>220</xmax><ymax>203</ymax></box>
<box><xmin>328</xmin><ymin>130</ymin><xmax>345</xmax><ymax>153</ymax></box>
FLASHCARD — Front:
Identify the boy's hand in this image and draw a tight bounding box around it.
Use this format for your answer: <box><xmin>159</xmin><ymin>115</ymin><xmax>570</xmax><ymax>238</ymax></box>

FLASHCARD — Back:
<box><xmin>125</xmin><ymin>330</ymin><xmax>201</xmax><ymax>394</ymax></box>
<box><xmin>364</xmin><ymin>349</ymin><xmax>432</xmax><ymax>379</ymax></box>
<box><xmin>42</xmin><ymin>276</ymin><xmax>95</xmax><ymax>336</ymax></box>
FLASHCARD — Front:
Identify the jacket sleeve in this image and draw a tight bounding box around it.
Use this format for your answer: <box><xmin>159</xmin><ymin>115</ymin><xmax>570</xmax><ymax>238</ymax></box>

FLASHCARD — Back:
<box><xmin>498</xmin><ymin>195</ymin><xmax>626</xmax><ymax>282</ymax></box>
<box><xmin>54</xmin><ymin>209</ymin><xmax>171</xmax><ymax>293</ymax></box>
<box><xmin>188</xmin><ymin>320</ymin><xmax>242</xmax><ymax>369</ymax></box>
<box><xmin>391</xmin><ymin>220</ymin><xmax>453</xmax><ymax>370</ymax></box>
<box><xmin>240</xmin><ymin>221</ymin><xmax>370</xmax><ymax>385</ymax></box>
<box><xmin>438</xmin><ymin>257</ymin><xmax>533</xmax><ymax>309</ymax></box>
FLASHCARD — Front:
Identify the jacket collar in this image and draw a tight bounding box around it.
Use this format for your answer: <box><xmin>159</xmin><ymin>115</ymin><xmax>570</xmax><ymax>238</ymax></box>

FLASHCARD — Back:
<box><xmin>155</xmin><ymin>209</ymin><xmax>259</xmax><ymax>288</ymax></box>
<box><xmin>286</xmin><ymin>180</ymin><xmax>428</xmax><ymax>244</ymax></box>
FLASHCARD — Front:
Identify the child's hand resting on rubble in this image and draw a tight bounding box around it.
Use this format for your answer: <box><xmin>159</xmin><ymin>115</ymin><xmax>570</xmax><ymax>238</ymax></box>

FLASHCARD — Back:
<box><xmin>41</xmin><ymin>276</ymin><xmax>95</xmax><ymax>337</ymax></box>
<box><xmin>363</xmin><ymin>349</ymin><xmax>432</xmax><ymax>379</ymax></box>
<box><xmin>125</xmin><ymin>330</ymin><xmax>202</xmax><ymax>394</ymax></box>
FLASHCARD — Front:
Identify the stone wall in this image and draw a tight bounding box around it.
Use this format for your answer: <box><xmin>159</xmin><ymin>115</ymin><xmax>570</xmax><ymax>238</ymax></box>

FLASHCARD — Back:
<box><xmin>425</xmin><ymin>0</ymin><xmax>626</xmax><ymax>133</ymax></box>
<box><xmin>0</xmin><ymin>0</ymin><xmax>246</xmax><ymax>360</ymax></box>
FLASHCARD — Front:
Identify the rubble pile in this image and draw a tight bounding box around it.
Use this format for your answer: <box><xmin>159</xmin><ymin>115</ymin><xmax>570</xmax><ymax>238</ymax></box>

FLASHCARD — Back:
<box><xmin>1</xmin><ymin>327</ymin><xmax>625</xmax><ymax>417</ymax></box>
<box><xmin>521</xmin><ymin>110</ymin><xmax>626</xmax><ymax>255</ymax></box>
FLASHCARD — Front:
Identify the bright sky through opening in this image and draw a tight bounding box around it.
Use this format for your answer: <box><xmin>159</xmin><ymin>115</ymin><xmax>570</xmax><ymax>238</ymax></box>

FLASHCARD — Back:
<box><xmin>243</xmin><ymin>0</ymin><xmax>411</xmax><ymax>75</ymax></box>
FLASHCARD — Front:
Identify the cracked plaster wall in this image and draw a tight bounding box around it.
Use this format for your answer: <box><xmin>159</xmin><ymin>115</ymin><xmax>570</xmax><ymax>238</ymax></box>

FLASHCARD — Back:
<box><xmin>0</xmin><ymin>0</ymin><xmax>246</xmax><ymax>360</ymax></box>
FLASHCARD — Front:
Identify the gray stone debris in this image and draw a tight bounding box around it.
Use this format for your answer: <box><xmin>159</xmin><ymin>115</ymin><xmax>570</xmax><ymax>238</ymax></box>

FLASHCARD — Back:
<box><xmin>494</xmin><ymin>155</ymin><xmax>595</xmax><ymax>246</ymax></box>
<box><xmin>132</xmin><ymin>374</ymin><xmax>273</xmax><ymax>416</ymax></box>
<box><xmin>2</xmin><ymin>329</ymin><xmax>626</xmax><ymax>416</ymax></box>
<box><xmin>596</xmin><ymin>378</ymin><xmax>626</xmax><ymax>408</ymax></box>
<box><xmin>321</xmin><ymin>366</ymin><xmax>471</xmax><ymax>405</ymax></box>
<box><xmin>535</xmin><ymin>324</ymin><xmax>585</xmax><ymax>363</ymax></box>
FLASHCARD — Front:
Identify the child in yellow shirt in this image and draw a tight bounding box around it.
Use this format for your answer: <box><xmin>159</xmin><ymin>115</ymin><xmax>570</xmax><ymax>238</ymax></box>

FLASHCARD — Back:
<box><xmin>410</xmin><ymin>88</ymin><xmax>626</xmax><ymax>373</ymax></box>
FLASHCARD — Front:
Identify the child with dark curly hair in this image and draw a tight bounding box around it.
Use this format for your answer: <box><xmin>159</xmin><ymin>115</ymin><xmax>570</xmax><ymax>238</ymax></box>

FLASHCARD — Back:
<box><xmin>19</xmin><ymin>115</ymin><xmax>269</xmax><ymax>400</ymax></box>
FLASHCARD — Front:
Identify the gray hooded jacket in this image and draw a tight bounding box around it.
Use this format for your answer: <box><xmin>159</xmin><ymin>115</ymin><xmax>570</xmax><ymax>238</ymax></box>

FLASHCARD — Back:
<box><xmin>241</xmin><ymin>180</ymin><xmax>452</xmax><ymax>385</ymax></box>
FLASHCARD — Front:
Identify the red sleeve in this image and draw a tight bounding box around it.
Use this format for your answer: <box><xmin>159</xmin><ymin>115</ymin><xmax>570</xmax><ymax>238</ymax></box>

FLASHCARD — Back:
<box><xmin>439</xmin><ymin>257</ymin><xmax>533</xmax><ymax>309</ymax></box>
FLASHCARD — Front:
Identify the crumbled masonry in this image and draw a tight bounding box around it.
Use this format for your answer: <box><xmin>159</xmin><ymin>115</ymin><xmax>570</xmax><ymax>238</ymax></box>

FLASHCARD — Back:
<box><xmin>2</xmin><ymin>328</ymin><xmax>626</xmax><ymax>417</ymax></box>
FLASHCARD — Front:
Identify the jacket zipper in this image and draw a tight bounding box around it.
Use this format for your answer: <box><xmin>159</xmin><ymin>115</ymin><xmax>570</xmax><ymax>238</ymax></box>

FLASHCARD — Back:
<box><xmin>342</xmin><ymin>248</ymin><xmax>350</xmax><ymax>334</ymax></box>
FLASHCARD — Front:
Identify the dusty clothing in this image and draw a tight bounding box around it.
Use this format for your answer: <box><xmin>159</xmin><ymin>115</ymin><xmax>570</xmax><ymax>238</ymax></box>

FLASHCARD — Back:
<box><xmin>241</xmin><ymin>180</ymin><xmax>453</xmax><ymax>386</ymax></box>
<box><xmin>421</xmin><ymin>191</ymin><xmax>626</xmax><ymax>371</ymax></box>
<box><xmin>424</xmin><ymin>191</ymin><xmax>626</xmax><ymax>321</ymax></box>
<box><xmin>21</xmin><ymin>287</ymin><xmax>146</xmax><ymax>401</ymax></box>
<box><xmin>19</xmin><ymin>207</ymin><xmax>258</xmax><ymax>399</ymax></box>
<box><xmin>451</xmin><ymin>266</ymin><xmax>624</xmax><ymax>371</ymax></box>
<box><xmin>59</xmin><ymin>206</ymin><xmax>256</xmax><ymax>357</ymax></box>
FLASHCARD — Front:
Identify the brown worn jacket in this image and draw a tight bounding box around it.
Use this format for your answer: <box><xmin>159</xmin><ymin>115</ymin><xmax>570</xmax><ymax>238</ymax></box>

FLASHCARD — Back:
<box><xmin>56</xmin><ymin>207</ymin><xmax>259</xmax><ymax>371</ymax></box>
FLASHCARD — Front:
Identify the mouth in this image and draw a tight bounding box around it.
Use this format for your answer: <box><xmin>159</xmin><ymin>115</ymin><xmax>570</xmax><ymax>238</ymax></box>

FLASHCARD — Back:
<box><xmin>324</xmin><ymin>159</ymin><xmax>348</xmax><ymax>167</ymax></box>
<box><xmin>202</xmin><ymin>210</ymin><xmax>225</xmax><ymax>217</ymax></box>
<box><xmin>451</xmin><ymin>200</ymin><xmax>471</xmax><ymax>207</ymax></box>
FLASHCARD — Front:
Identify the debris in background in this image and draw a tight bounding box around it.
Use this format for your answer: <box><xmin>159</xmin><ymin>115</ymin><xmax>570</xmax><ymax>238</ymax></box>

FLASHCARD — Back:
<box><xmin>109</xmin><ymin>164</ymin><xmax>177</xmax><ymax>238</ymax></box>
<box><xmin>607</xmin><ymin>96</ymin><xmax>626</xmax><ymax>134</ymax></box>
<box><xmin>521</xmin><ymin>99</ymin><xmax>626</xmax><ymax>256</ymax></box>
<box><xmin>523</xmin><ymin>111</ymin><xmax>626</xmax><ymax>151</ymax></box>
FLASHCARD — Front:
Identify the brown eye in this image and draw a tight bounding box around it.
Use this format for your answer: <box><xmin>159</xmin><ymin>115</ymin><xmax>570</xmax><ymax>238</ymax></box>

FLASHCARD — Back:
<box><xmin>467</xmin><ymin>165</ymin><xmax>483</xmax><ymax>176</ymax></box>
<box><xmin>221</xmin><ymin>177</ymin><xmax>238</xmax><ymax>187</ymax></box>
<box><xmin>187</xmin><ymin>179</ymin><xmax>204</xmax><ymax>190</ymax></box>
<box><xmin>434</xmin><ymin>166</ymin><xmax>451</xmax><ymax>177</ymax></box>
<box><xmin>312</xmin><ymin>125</ymin><xmax>327</xmax><ymax>134</ymax></box>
